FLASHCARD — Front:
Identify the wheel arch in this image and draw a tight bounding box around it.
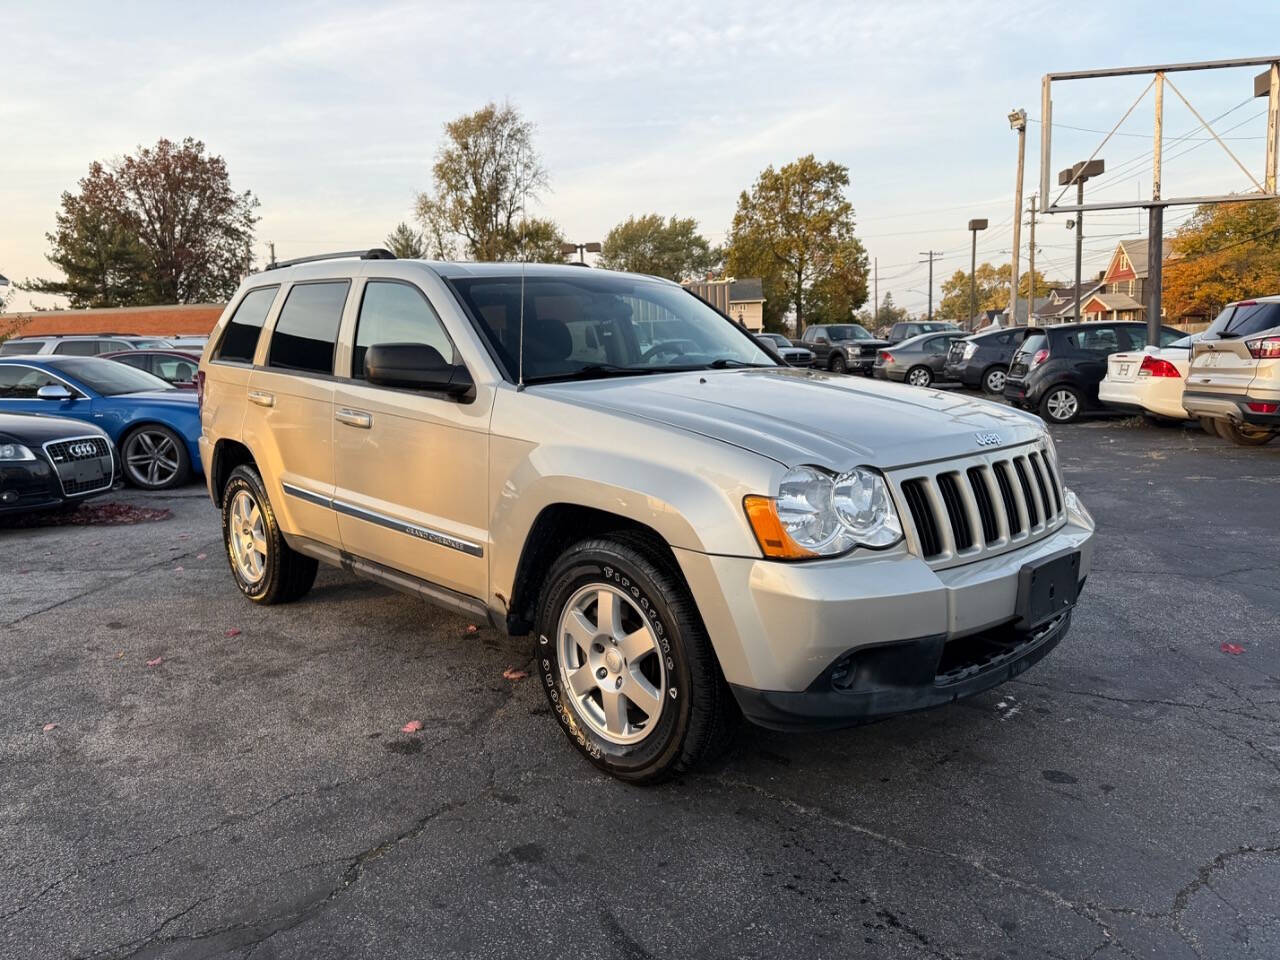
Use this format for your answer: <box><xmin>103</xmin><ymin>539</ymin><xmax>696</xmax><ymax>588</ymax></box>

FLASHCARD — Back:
<box><xmin>504</xmin><ymin>503</ymin><xmax>684</xmax><ymax>636</ymax></box>
<box><xmin>209</xmin><ymin>438</ymin><xmax>257</xmax><ymax>505</ymax></box>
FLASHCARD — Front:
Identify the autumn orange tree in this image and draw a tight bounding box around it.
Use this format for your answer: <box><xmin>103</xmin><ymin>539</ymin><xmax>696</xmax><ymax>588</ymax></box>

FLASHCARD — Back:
<box><xmin>1163</xmin><ymin>199</ymin><xmax>1280</xmax><ymax>320</ymax></box>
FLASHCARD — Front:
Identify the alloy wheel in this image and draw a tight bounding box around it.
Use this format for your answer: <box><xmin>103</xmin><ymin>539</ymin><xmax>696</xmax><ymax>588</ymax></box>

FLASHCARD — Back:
<box><xmin>124</xmin><ymin>430</ymin><xmax>181</xmax><ymax>487</ymax></box>
<box><xmin>1045</xmin><ymin>388</ymin><xmax>1079</xmax><ymax>422</ymax></box>
<box><xmin>984</xmin><ymin>368</ymin><xmax>1007</xmax><ymax>393</ymax></box>
<box><xmin>908</xmin><ymin>367</ymin><xmax>933</xmax><ymax>387</ymax></box>
<box><xmin>228</xmin><ymin>489</ymin><xmax>268</xmax><ymax>584</ymax></box>
<box><xmin>556</xmin><ymin>583</ymin><xmax>667</xmax><ymax>746</ymax></box>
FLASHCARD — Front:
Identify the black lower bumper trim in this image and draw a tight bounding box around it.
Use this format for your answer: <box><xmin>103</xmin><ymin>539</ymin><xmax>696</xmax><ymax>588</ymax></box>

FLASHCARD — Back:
<box><xmin>730</xmin><ymin>609</ymin><xmax>1073</xmax><ymax>732</ymax></box>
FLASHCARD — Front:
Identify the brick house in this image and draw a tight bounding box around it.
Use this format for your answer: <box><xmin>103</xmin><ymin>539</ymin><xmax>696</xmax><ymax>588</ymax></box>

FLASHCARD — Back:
<box><xmin>1080</xmin><ymin>239</ymin><xmax>1174</xmax><ymax>323</ymax></box>
<box><xmin>0</xmin><ymin>303</ymin><xmax>225</xmax><ymax>341</ymax></box>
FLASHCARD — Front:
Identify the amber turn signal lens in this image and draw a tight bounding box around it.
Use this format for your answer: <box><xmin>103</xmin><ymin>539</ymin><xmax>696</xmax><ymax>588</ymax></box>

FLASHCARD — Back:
<box><xmin>743</xmin><ymin>495</ymin><xmax>816</xmax><ymax>560</ymax></box>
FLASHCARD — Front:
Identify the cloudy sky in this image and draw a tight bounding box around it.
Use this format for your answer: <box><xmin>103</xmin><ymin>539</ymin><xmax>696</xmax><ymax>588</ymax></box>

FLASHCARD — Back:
<box><xmin>2</xmin><ymin>0</ymin><xmax>1276</xmax><ymax>314</ymax></box>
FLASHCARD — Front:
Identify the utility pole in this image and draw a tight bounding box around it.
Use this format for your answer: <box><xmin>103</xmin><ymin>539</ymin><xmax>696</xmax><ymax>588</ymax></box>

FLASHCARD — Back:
<box><xmin>1008</xmin><ymin>109</ymin><xmax>1028</xmax><ymax>327</ymax></box>
<box><xmin>268</xmin><ymin>242</ymin><xmax>277</xmax><ymax>268</ymax></box>
<box><xmin>967</xmin><ymin>220</ymin><xmax>988</xmax><ymax>330</ymax></box>
<box><xmin>918</xmin><ymin>250</ymin><xmax>942</xmax><ymax>320</ymax></box>
<box><xmin>1147</xmin><ymin>71</ymin><xmax>1166</xmax><ymax>345</ymax></box>
<box><xmin>1027</xmin><ymin>196</ymin><xmax>1037</xmax><ymax>326</ymax></box>
<box><xmin>1059</xmin><ymin>160</ymin><xmax>1105</xmax><ymax>323</ymax></box>
<box><xmin>873</xmin><ymin>257</ymin><xmax>878</xmax><ymax>323</ymax></box>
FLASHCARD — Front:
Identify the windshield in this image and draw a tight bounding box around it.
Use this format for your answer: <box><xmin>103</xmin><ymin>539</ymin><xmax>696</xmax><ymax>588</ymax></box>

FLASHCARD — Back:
<box><xmin>758</xmin><ymin>333</ymin><xmax>791</xmax><ymax>348</ymax></box>
<box><xmin>450</xmin><ymin>273</ymin><xmax>776</xmax><ymax>383</ymax></box>
<box><xmin>52</xmin><ymin>357</ymin><xmax>174</xmax><ymax>395</ymax></box>
<box><xmin>1206</xmin><ymin>301</ymin><xmax>1280</xmax><ymax>338</ymax></box>
<box><xmin>827</xmin><ymin>324</ymin><xmax>874</xmax><ymax>341</ymax></box>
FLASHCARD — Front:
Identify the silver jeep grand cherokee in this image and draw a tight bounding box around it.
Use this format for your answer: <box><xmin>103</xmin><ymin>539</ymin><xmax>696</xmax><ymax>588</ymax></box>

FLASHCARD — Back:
<box><xmin>198</xmin><ymin>252</ymin><xmax>1095</xmax><ymax>783</ymax></box>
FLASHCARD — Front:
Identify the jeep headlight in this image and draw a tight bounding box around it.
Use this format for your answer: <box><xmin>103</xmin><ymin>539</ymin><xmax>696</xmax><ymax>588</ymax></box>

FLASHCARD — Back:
<box><xmin>744</xmin><ymin>465</ymin><xmax>903</xmax><ymax>559</ymax></box>
<box><xmin>0</xmin><ymin>443</ymin><xmax>36</xmax><ymax>461</ymax></box>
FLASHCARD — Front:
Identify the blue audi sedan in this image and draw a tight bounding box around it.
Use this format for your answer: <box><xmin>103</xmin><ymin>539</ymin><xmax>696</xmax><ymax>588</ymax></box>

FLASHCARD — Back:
<box><xmin>0</xmin><ymin>355</ymin><xmax>202</xmax><ymax>489</ymax></box>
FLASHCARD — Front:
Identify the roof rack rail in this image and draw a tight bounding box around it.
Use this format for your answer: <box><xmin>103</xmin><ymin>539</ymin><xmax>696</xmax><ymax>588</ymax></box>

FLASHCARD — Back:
<box><xmin>265</xmin><ymin>248</ymin><xmax>396</xmax><ymax>271</ymax></box>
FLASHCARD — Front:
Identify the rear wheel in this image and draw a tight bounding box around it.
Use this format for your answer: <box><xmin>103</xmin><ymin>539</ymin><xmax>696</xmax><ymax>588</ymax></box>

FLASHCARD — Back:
<box><xmin>981</xmin><ymin>365</ymin><xmax>1008</xmax><ymax>395</ymax></box>
<box><xmin>1040</xmin><ymin>385</ymin><xmax>1082</xmax><ymax>424</ymax></box>
<box><xmin>221</xmin><ymin>464</ymin><xmax>317</xmax><ymax>604</ymax></box>
<box><xmin>121</xmin><ymin>425</ymin><xmax>190</xmax><ymax>490</ymax></box>
<box><xmin>906</xmin><ymin>365</ymin><xmax>933</xmax><ymax>387</ymax></box>
<box><xmin>534</xmin><ymin>534</ymin><xmax>738</xmax><ymax>784</ymax></box>
<box><xmin>829</xmin><ymin>354</ymin><xmax>847</xmax><ymax>374</ymax></box>
<box><xmin>1198</xmin><ymin>416</ymin><xmax>1219</xmax><ymax>435</ymax></box>
<box><xmin>1215</xmin><ymin>419</ymin><xmax>1276</xmax><ymax>446</ymax></box>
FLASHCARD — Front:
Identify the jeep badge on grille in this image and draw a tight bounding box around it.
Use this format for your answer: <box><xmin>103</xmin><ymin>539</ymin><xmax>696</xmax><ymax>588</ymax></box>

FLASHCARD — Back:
<box><xmin>974</xmin><ymin>432</ymin><xmax>1002</xmax><ymax>447</ymax></box>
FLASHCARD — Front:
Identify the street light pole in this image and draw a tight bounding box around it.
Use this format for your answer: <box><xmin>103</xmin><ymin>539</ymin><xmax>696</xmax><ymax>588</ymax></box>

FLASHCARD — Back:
<box><xmin>967</xmin><ymin>219</ymin><xmax>988</xmax><ymax>330</ymax></box>
<box><xmin>1059</xmin><ymin>160</ymin><xmax>1105</xmax><ymax>323</ymax></box>
<box><xmin>560</xmin><ymin>241</ymin><xmax>602</xmax><ymax>264</ymax></box>
<box><xmin>1008</xmin><ymin>109</ymin><xmax>1028</xmax><ymax>327</ymax></box>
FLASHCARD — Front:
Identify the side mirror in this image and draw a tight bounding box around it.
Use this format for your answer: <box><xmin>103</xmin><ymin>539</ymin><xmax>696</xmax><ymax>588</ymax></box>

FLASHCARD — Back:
<box><xmin>37</xmin><ymin>384</ymin><xmax>73</xmax><ymax>400</ymax></box>
<box><xmin>364</xmin><ymin>343</ymin><xmax>474</xmax><ymax>398</ymax></box>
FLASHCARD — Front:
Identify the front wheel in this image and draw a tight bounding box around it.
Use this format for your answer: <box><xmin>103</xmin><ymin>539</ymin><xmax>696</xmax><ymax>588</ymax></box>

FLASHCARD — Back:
<box><xmin>906</xmin><ymin>365</ymin><xmax>933</xmax><ymax>388</ymax></box>
<box><xmin>534</xmin><ymin>535</ymin><xmax>738</xmax><ymax>784</ymax></box>
<box><xmin>221</xmin><ymin>464</ymin><xmax>318</xmax><ymax>604</ymax></box>
<box><xmin>982</xmin><ymin>365</ymin><xmax>1008</xmax><ymax>395</ymax></box>
<box><xmin>829</xmin><ymin>353</ymin><xmax>847</xmax><ymax>374</ymax></box>
<box><xmin>1040</xmin><ymin>385</ymin><xmax>1082</xmax><ymax>424</ymax></box>
<box><xmin>121</xmin><ymin>425</ymin><xmax>190</xmax><ymax>490</ymax></box>
<box><xmin>1215</xmin><ymin>419</ymin><xmax>1276</xmax><ymax>446</ymax></box>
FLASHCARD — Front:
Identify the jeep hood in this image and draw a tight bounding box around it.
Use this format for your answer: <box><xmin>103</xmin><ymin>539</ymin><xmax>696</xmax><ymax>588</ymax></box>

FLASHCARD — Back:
<box><xmin>537</xmin><ymin>368</ymin><xmax>1045</xmax><ymax>469</ymax></box>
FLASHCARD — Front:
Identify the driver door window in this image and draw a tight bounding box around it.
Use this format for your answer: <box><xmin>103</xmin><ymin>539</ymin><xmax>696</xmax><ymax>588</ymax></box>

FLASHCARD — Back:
<box><xmin>352</xmin><ymin>280</ymin><xmax>457</xmax><ymax>379</ymax></box>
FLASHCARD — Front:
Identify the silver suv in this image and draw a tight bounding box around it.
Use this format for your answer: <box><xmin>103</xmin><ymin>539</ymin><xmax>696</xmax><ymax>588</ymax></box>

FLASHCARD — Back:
<box><xmin>198</xmin><ymin>251</ymin><xmax>1096</xmax><ymax>782</ymax></box>
<box><xmin>0</xmin><ymin>335</ymin><xmax>173</xmax><ymax>357</ymax></box>
<box><xmin>1183</xmin><ymin>297</ymin><xmax>1280</xmax><ymax>445</ymax></box>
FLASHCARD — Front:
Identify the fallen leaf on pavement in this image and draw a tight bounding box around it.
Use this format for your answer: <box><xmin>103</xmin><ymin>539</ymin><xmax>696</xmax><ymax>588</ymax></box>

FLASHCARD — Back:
<box><xmin>174</xmin><ymin>566</ymin><xmax>184</xmax><ymax>573</ymax></box>
<box><xmin>401</xmin><ymin>720</ymin><xmax>424</xmax><ymax>734</ymax></box>
<box><xmin>1220</xmin><ymin>642</ymin><xmax>1245</xmax><ymax>655</ymax></box>
<box><xmin>146</xmin><ymin>656</ymin><xmax>164</xmax><ymax>668</ymax></box>
<box><xmin>115</xmin><ymin>651</ymin><xmax>124</xmax><ymax>659</ymax></box>
<box><xmin>503</xmin><ymin>667</ymin><xmax>528</xmax><ymax>681</ymax></box>
<box><xmin>42</xmin><ymin>723</ymin><xmax>57</xmax><ymax>732</ymax></box>
<box><xmin>225</xmin><ymin>628</ymin><xmax>241</xmax><ymax>638</ymax></box>
<box><xmin>196</xmin><ymin>553</ymin><xmax>207</xmax><ymax>560</ymax></box>
<box><xmin>465</xmin><ymin>624</ymin><xmax>479</xmax><ymax>634</ymax></box>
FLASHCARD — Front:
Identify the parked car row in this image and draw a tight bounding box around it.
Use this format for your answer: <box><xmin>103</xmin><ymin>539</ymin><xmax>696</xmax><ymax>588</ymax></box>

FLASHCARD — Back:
<box><xmin>0</xmin><ymin>333</ymin><xmax>208</xmax><ymax>357</ymax></box>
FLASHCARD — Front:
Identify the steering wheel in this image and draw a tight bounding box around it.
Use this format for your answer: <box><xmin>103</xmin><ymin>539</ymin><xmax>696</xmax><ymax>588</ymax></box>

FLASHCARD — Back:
<box><xmin>639</xmin><ymin>341</ymin><xmax>687</xmax><ymax>363</ymax></box>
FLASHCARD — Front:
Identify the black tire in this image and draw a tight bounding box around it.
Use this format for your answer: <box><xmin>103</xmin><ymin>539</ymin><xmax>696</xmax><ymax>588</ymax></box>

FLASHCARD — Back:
<box><xmin>1215</xmin><ymin>419</ymin><xmax>1276</xmax><ymax>446</ymax></box>
<box><xmin>1039</xmin><ymin>384</ymin><xmax>1083</xmax><ymax>423</ymax></box>
<box><xmin>981</xmin><ymin>365</ymin><xmax>1008</xmax><ymax>395</ymax></box>
<box><xmin>1198</xmin><ymin>416</ymin><xmax>1219</xmax><ymax>435</ymax></box>
<box><xmin>905</xmin><ymin>365</ymin><xmax>933</xmax><ymax>388</ymax></box>
<box><xmin>534</xmin><ymin>533</ymin><xmax>738</xmax><ymax>784</ymax></box>
<box><xmin>121</xmin><ymin>424</ymin><xmax>191</xmax><ymax>490</ymax></box>
<box><xmin>220</xmin><ymin>464</ymin><xmax>317</xmax><ymax>604</ymax></box>
<box><xmin>829</xmin><ymin>353</ymin><xmax>847</xmax><ymax>374</ymax></box>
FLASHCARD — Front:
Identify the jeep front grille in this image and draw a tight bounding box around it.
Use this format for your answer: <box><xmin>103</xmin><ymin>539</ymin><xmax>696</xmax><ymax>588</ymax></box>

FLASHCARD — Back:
<box><xmin>890</xmin><ymin>446</ymin><xmax>1064</xmax><ymax>567</ymax></box>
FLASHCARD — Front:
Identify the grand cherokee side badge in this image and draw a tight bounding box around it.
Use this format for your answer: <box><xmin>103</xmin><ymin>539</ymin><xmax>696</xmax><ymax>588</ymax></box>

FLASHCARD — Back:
<box><xmin>974</xmin><ymin>432</ymin><xmax>1002</xmax><ymax>447</ymax></box>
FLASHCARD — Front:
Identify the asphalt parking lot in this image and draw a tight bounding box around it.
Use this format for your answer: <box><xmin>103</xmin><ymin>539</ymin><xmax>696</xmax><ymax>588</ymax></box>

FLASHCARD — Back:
<box><xmin>2</xmin><ymin>417</ymin><xmax>1278</xmax><ymax>960</ymax></box>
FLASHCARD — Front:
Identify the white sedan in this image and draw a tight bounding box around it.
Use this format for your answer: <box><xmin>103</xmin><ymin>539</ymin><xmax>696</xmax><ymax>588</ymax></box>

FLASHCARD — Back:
<box><xmin>1099</xmin><ymin>333</ymin><xmax>1199</xmax><ymax>420</ymax></box>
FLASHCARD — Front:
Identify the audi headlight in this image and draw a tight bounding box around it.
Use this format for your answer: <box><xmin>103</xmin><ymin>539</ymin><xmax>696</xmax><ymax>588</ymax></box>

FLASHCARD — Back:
<box><xmin>0</xmin><ymin>443</ymin><xmax>36</xmax><ymax>461</ymax></box>
<box><xmin>744</xmin><ymin>465</ymin><xmax>903</xmax><ymax>559</ymax></box>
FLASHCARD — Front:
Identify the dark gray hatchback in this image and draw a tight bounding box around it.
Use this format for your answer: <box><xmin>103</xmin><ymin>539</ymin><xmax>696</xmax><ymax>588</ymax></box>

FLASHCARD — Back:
<box><xmin>945</xmin><ymin>327</ymin><xmax>1030</xmax><ymax>394</ymax></box>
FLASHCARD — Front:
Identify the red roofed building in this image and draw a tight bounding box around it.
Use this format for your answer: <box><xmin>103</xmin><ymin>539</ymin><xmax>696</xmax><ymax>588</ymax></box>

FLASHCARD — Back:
<box><xmin>1080</xmin><ymin>239</ymin><xmax>1174</xmax><ymax>323</ymax></box>
<box><xmin>0</xmin><ymin>303</ymin><xmax>225</xmax><ymax>341</ymax></box>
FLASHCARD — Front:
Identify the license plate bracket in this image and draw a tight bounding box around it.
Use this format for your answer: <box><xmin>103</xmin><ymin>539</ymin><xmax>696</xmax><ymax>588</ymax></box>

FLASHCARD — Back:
<box><xmin>1015</xmin><ymin>549</ymin><xmax>1080</xmax><ymax>630</ymax></box>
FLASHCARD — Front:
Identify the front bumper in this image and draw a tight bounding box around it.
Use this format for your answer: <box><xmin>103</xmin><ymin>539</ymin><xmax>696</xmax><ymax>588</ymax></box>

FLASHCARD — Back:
<box><xmin>673</xmin><ymin>492</ymin><xmax>1094</xmax><ymax>730</ymax></box>
<box><xmin>0</xmin><ymin>449</ymin><xmax>117</xmax><ymax>515</ymax></box>
<box><xmin>1183</xmin><ymin>389</ymin><xmax>1280</xmax><ymax>427</ymax></box>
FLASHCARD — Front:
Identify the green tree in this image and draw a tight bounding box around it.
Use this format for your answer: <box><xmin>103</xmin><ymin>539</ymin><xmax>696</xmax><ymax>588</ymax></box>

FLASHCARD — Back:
<box><xmin>598</xmin><ymin>214</ymin><xmax>717</xmax><ymax>280</ymax></box>
<box><xmin>1163</xmin><ymin>199</ymin><xmax>1280</xmax><ymax>319</ymax></box>
<box><xmin>726</xmin><ymin>155</ymin><xmax>869</xmax><ymax>332</ymax></box>
<box><xmin>26</xmin><ymin>138</ymin><xmax>257</xmax><ymax>307</ymax></box>
<box><xmin>414</xmin><ymin>101</ymin><xmax>561</xmax><ymax>262</ymax></box>
<box><xmin>385</xmin><ymin>222</ymin><xmax>427</xmax><ymax>259</ymax></box>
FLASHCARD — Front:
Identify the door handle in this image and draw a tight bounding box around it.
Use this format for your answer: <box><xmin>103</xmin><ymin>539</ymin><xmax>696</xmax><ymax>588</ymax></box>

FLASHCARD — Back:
<box><xmin>248</xmin><ymin>390</ymin><xmax>275</xmax><ymax>408</ymax></box>
<box><xmin>335</xmin><ymin>408</ymin><xmax>373</xmax><ymax>429</ymax></box>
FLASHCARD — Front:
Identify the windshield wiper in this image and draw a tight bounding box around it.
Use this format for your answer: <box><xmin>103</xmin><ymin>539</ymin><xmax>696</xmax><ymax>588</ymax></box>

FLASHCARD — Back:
<box><xmin>522</xmin><ymin>364</ymin><xmax>652</xmax><ymax>384</ymax></box>
<box><xmin>704</xmin><ymin>358</ymin><xmax>774</xmax><ymax>369</ymax></box>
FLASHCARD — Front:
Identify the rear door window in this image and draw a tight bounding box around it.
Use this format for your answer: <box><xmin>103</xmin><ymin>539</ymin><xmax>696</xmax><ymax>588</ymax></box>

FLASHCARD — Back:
<box><xmin>1066</xmin><ymin>326</ymin><xmax>1121</xmax><ymax>355</ymax></box>
<box><xmin>352</xmin><ymin>281</ymin><xmax>457</xmax><ymax>379</ymax></box>
<box><xmin>216</xmin><ymin>286</ymin><xmax>279</xmax><ymax>364</ymax></box>
<box><xmin>267</xmin><ymin>281</ymin><xmax>349</xmax><ymax>375</ymax></box>
<box><xmin>52</xmin><ymin>339</ymin><xmax>99</xmax><ymax>356</ymax></box>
